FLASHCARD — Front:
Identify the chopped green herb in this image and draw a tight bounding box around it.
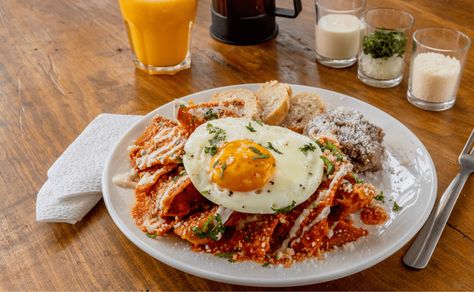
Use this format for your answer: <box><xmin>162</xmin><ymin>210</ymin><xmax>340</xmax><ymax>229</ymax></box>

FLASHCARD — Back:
<box><xmin>271</xmin><ymin>200</ymin><xmax>296</xmax><ymax>214</ymax></box>
<box><xmin>299</xmin><ymin>143</ymin><xmax>316</xmax><ymax>154</ymax></box>
<box><xmin>205</xmin><ymin>124</ymin><xmax>226</xmax><ymax>156</ymax></box>
<box><xmin>245</xmin><ymin>123</ymin><xmax>256</xmax><ymax>132</ymax></box>
<box><xmin>320</xmin><ymin>155</ymin><xmax>334</xmax><ymax>176</ymax></box>
<box><xmin>173</xmin><ymin>170</ymin><xmax>187</xmax><ymax>181</ymax></box>
<box><xmin>249</xmin><ymin>146</ymin><xmax>270</xmax><ymax>160</ymax></box>
<box><xmin>192</xmin><ymin>214</ymin><xmax>226</xmax><ymax>241</ymax></box>
<box><xmin>175</xmin><ymin>156</ymin><xmax>183</xmax><ymax>164</ymax></box>
<box><xmin>262</xmin><ymin>262</ymin><xmax>270</xmax><ymax>267</ymax></box>
<box><xmin>374</xmin><ymin>191</ymin><xmax>385</xmax><ymax>203</ymax></box>
<box><xmin>216</xmin><ymin>252</ymin><xmax>234</xmax><ymax>259</ymax></box>
<box><xmin>363</xmin><ymin>30</ymin><xmax>407</xmax><ymax>59</ymax></box>
<box><xmin>393</xmin><ymin>201</ymin><xmax>403</xmax><ymax>211</ymax></box>
<box><xmin>178</xmin><ymin>103</ymin><xmax>187</xmax><ymax>109</ymax></box>
<box><xmin>266</xmin><ymin>142</ymin><xmax>283</xmax><ymax>154</ymax></box>
<box><xmin>200</xmin><ymin>190</ymin><xmax>210</xmax><ymax>195</ymax></box>
<box><xmin>213</xmin><ymin>160</ymin><xmax>219</xmax><ymax>168</ymax></box>
<box><xmin>316</xmin><ymin>140</ymin><xmax>344</xmax><ymax>161</ymax></box>
<box><xmin>220</xmin><ymin>162</ymin><xmax>227</xmax><ymax>179</ymax></box>
<box><xmin>353</xmin><ymin>173</ymin><xmax>364</xmax><ymax>184</ymax></box>
<box><xmin>204</xmin><ymin>145</ymin><xmax>218</xmax><ymax>156</ymax></box>
<box><xmin>204</xmin><ymin>109</ymin><xmax>218</xmax><ymax>120</ymax></box>
<box><xmin>146</xmin><ymin>233</ymin><xmax>157</xmax><ymax>239</ymax></box>
<box><xmin>255</xmin><ymin>119</ymin><xmax>264</xmax><ymax>126</ymax></box>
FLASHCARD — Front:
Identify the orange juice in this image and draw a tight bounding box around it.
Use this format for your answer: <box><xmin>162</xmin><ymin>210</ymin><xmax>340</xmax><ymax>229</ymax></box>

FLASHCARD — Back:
<box><xmin>119</xmin><ymin>0</ymin><xmax>198</xmax><ymax>74</ymax></box>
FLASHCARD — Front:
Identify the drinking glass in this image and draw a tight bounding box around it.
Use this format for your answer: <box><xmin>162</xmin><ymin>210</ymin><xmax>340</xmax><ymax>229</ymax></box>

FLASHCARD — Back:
<box><xmin>407</xmin><ymin>28</ymin><xmax>471</xmax><ymax>111</ymax></box>
<box><xmin>357</xmin><ymin>8</ymin><xmax>414</xmax><ymax>88</ymax></box>
<box><xmin>119</xmin><ymin>0</ymin><xmax>198</xmax><ymax>75</ymax></box>
<box><xmin>314</xmin><ymin>0</ymin><xmax>366</xmax><ymax>68</ymax></box>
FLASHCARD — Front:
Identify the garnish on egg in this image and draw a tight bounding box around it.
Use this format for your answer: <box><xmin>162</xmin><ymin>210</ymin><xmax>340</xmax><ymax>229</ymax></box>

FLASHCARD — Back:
<box><xmin>209</xmin><ymin>140</ymin><xmax>275</xmax><ymax>192</ymax></box>
<box><xmin>245</xmin><ymin>122</ymin><xmax>257</xmax><ymax>132</ymax></box>
<box><xmin>271</xmin><ymin>200</ymin><xmax>296</xmax><ymax>214</ymax></box>
<box><xmin>205</xmin><ymin>124</ymin><xmax>226</xmax><ymax>156</ymax></box>
<box><xmin>249</xmin><ymin>146</ymin><xmax>271</xmax><ymax>160</ymax></box>
<box><xmin>266</xmin><ymin>142</ymin><xmax>283</xmax><ymax>154</ymax></box>
<box><xmin>299</xmin><ymin>143</ymin><xmax>317</xmax><ymax>154</ymax></box>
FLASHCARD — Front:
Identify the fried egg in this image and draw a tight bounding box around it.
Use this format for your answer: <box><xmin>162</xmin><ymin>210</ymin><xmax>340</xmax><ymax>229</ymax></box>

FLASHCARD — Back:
<box><xmin>183</xmin><ymin>118</ymin><xmax>324</xmax><ymax>214</ymax></box>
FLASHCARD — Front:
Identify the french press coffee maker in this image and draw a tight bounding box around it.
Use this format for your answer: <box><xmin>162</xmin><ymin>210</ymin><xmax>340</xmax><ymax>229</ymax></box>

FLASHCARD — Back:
<box><xmin>210</xmin><ymin>0</ymin><xmax>302</xmax><ymax>45</ymax></box>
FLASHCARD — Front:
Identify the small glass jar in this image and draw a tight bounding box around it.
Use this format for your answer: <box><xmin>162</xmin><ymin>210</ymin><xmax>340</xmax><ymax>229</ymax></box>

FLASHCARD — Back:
<box><xmin>357</xmin><ymin>8</ymin><xmax>414</xmax><ymax>88</ymax></box>
<box><xmin>314</xmin><ymin>0</ymin><xmax>366</xmax><ymax>68</ymax></box>
<box><xmin>407</xmin><ymin>28</ymin><xmax>471</xmax><ymax>111</ymax></box>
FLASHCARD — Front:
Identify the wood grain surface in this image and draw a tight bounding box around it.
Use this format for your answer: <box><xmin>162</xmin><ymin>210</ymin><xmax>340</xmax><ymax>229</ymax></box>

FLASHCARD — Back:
<box><xmin>0</xmin><ymin>0</ymin><xmax>473</xmax><ymax>290</ymax></box>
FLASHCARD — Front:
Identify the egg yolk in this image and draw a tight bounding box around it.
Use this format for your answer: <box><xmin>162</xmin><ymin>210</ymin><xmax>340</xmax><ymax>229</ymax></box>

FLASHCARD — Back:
<box><xmin>210</xmin><ymin>140</ymin><xmax>276</xmax><ymax>192</ymax></box>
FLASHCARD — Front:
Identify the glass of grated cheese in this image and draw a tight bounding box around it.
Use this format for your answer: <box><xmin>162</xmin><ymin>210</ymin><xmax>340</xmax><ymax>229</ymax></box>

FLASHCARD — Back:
<box><xmin>357</xmin><ymin>8</ymin><xmax>414</xmax><ymax>88</ymax></box>
<box><xmin>407</xmin><ymin>28</ymin><xmax>471</xmax><ymax>111</ymax></box>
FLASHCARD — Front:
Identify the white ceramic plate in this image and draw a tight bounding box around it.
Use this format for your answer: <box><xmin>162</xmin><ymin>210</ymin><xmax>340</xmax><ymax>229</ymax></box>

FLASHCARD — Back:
<box><xmin>102</xmin><ymin>84</ymin><xmax>437</xmax><ymax>287</ymax></box>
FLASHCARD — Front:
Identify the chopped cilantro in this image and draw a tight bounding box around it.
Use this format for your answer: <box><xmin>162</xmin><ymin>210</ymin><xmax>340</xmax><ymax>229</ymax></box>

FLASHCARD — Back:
<box><xmin>255</xmin><ymin>119</ymin><xmax>264</xmax><ymax>126</ymax></box>
<box><xmin>178</xmin><ymin>103</ymin><xmax>187</xmax><ymax>109</ymax></box>
<box><xmin>205</xmin><ymin>124</ymin><xmax>226</xmax><ymax>156</ymax></box>
<box><xmin>320</xmin><ymin>156</ymin><xmax>334</xmax><ymax>176</ymax></box>
<box><xmin>204</xmin><ymin>145</ymin><xmax>218</xmax><ymax>156</ymax></box>
<box><xmin>374</xmin><ymin>191</ymin><xmax>385</xmax><ymax>203</ymax></box>
<box><xmin>146</xmin><ymin>233</ymin><xmax>157</xmax><ymax>239</ymax></box>
<box><xmin>200</xmin><ymin>190</ymin><xmax>210</xmax><ymax>196</ymax></box>
<box><xmin>245</xmin><ymin>123</ymin><xmax>256</xmax><ymax>132</ymax></box>
<box><xmin>271</xmin><ymin>200</ymin><xmax>296</xmax><ymax>214</ymax></box>
<box><xmin>317</xmin><ymin>140</ymin><xmax>344</xmax><ymax>161</ymax></box>
<box><xmin>353</xmin><ymin>173</ymin><xmax>364</xmax><ymax>184</ymax></box>
<box><xmin>192</xmin><ymin>214</ymin><xmax>226</xmax><ymax>241</ymax></box>
<box><xmin>299</xmin><ymin>143</ymin><xmax>316</xmax><ymax>154</ymax></box>
<box><xmin>216</xmin><ymin>252</ymin><xmax>236</xmax><ymax>262</ymax></box>
<box><xmin>216</xmin><ymin>252</ymin><xmax>234</xmax><ymax>260</ymax></box>
<box><xmin>363</xmin><ymin>30</ymin><xmax>407</xmax><ymax>59</ymax></box>
<box><xmin>393</xmin><ymin>201</ymin><xmax>403</xmax><ymax>211</ymax></box>
<box><xmin>266</xmin><ymin>142</ymin><xmax>283</xmax><ymax>154</ymax></box>
<box><xmin>262</xmin><ymin>262</ymin><xmax>270</xmax><ymax>267</ymax></box>
<box><xmin>173</xmin><ymin>170</ymin><xmax>186</xmax><ymax>181</ymax></box>
<box><xmin>249</xmin><ymin>146</ymin><xmax>270</xmax><ymax>160</ymax></box>
<box><xmin>204</xmin><ymin>109</ymin><xmax>218</xmax><ymax>120</ymax></box>
<box><xmin>220</xmin><ymin>162</ymin><xmax>227</xmax><ymax>179</ymax></box>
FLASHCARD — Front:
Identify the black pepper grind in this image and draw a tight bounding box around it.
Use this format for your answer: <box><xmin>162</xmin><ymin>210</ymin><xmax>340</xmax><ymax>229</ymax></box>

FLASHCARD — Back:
<box><xmin>210</xmin><ymin>0</ymin><xmax>302</xmax><ymax>45</ymax></box>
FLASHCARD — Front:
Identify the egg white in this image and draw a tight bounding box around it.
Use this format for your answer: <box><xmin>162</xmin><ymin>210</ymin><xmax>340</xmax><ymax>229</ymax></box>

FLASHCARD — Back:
<box><xmin>183</xmin><ymin>118</ymin><xmax>324</xmax><ymax>214</ymax></box>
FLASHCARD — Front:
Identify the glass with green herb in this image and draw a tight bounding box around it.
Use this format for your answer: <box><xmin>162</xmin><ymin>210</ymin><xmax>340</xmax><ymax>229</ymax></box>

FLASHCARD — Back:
<box><xmin>357</xmin><ymin>8</ymin><xmax>414</xmax><ymax>88</ymax></box>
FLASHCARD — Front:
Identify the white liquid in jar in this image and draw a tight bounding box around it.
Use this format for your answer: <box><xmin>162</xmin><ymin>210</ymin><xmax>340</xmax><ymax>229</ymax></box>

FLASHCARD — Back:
<box><xmin>315</xmin><ymin>14</ymin><xmax>362</xmax><ymax>60</ymax></box>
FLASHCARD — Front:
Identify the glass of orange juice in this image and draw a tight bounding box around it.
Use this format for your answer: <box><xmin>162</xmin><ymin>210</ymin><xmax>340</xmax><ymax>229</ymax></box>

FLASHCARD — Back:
<box><xmin>118</xmin><ymin>0</ymin><xmax>198</xmax><ymax>75</ymax></box>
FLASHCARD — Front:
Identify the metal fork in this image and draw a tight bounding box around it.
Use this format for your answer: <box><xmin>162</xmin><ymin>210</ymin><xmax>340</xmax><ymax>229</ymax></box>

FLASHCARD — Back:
<box><xmin>403</xmin><ymin>129</ymin><xmax>474</xmax><ymax>269</ymax></box>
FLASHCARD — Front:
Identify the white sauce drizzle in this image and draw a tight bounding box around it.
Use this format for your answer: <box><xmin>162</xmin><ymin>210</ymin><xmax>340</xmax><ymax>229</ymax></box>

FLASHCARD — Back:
<box><xmin>142</xmin><ymin>216</ymin><xmax>166</xmax><ymax>233</ymax></box>
<box><xmin>292</xmin><ymin>206</ymin><xmax>330</xmax><ymax>244</ymax></box>
<box><xmin>153</xmin><ymin>127</ymin><xmax>177</xmax><ymax>143</ymax></box>
<box><xmin>136</xmin><ymin>136</ymin><xmax>184</xmax><ymax>170</ymax></box>
<box><xmin>215</xmin><ymin>206</ymin><xmax>234</xmax><ymax>225</ymax></box>
<box><xmin>327</xmin><ymin>221</ymin><xmax>338</xmax><ymax>239</ymax></box>
<box><xmin>155</xmin><ymin>175</ymin><xmax>189</xmax><ymax>212</ymax></box>
<box><xmin>276</xmin><ymin>163</ymin><xmax>352</xmax><ymax>253</ymax></box>
<box><xmin>112</xmin><ymin>169</ymin><xmax>138</xmax><ymax>189</ymax></box>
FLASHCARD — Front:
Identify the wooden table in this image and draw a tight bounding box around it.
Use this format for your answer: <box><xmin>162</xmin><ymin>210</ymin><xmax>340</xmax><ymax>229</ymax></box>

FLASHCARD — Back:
<box><xmin>1</xmin><ymin>0</ymin><xmax>473</xmax><ymax>290</ymax></box>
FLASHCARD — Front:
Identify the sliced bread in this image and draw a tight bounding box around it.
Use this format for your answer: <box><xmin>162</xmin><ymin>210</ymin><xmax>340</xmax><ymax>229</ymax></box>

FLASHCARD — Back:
<box><xmin>210</xmin><ymin>88</ymin><xmax>261</xmax><ymax>120</ymax></box>
<box><xmin>280</xmin><ymin>92</ymin><xmax>326</xmax><ymax>133</ymax></box>
<box><xmin>255</xmin><ymin>81</ymin><xmax>291</xmax><ymax>125</ymax></box>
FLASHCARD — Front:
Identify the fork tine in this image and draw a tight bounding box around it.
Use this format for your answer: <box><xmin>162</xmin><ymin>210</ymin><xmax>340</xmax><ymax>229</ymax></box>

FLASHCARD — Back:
<box><xmin>461</xmin><ymin>128</ymin><xmax>474</xmax><ymax>155</ymax></box>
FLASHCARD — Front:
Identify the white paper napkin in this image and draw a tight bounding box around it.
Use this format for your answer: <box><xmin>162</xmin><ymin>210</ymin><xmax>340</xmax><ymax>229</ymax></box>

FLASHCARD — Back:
<box><xmin>36</xmin><ymin>113</ymin><xmax>142</xmax><ymax>224</ymax></box>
